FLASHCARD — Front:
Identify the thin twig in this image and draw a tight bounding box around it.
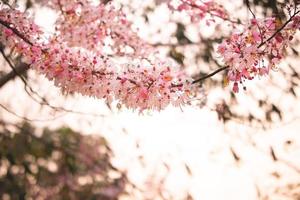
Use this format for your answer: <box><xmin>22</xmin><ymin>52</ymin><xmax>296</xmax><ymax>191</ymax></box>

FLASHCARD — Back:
<box><xmin>0</xmin><ymin>103</ymin><xmax>66</xmax><ymax>122</ymax></box>
<box><xmin>0</xmin><ymin>62</ymin><xmax>28</xmax><ymax>88</ymax></box>
<box><xmin>0</xmin><ymin>0</ymin><xmax>13</xmax><ymax>9</ymax></box>
<box><xmin>192</xmin><ymin>66</ymin><xmax>229</xmax><ymax>84</ymax></box>
<box><xmin>245</xmin><ymin>0</ymin><xmax>263</xmax><ymax>43</ymax></box>
<box><xmin>245</xmin><ymin>0</ymin><xmax>256</xmax><ymax>19</ymax></box>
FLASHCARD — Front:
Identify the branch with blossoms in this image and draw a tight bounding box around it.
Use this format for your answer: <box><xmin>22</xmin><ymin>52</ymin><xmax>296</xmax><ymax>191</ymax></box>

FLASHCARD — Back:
<box><xmin>214</xmin><ymin>6</ymin><xmax>300</xmax><ymax>92</ymax></box>
<box><xmin>0</xmin><ymin>1</ymin><xmax>196</xmax><ymax>111</ymax></box>
<box><xmin>171</xmin><ymin>0</ymin><xmax>300</xmax><ymax>92</ymax></box>
<box><xmin>169</xmin><ymin>0</ymin><xmax>241</xmax><ymax>24</ymax></box>
<box><xmin>192</xmin><ymin>7</ymin><xmax>300</xmax><ymax>86</ymax></box>
<box><xmin>0</xmin><ymin>0</ymin><xmax>300</xmax><ymax>111</ymax></box>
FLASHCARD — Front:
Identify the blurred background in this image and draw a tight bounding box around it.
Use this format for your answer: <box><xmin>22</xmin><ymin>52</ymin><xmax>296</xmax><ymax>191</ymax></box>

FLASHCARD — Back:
<box><xmin>0</xmin><ymin>0</ymin><xmax>300</xmax><ymax>199</ymax></box>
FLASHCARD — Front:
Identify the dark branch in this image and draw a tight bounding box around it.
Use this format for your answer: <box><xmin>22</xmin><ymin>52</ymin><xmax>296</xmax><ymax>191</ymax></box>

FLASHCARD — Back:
<box><xmin>0</xmin><ymin>103</ymin><xmax>65</xmax><ymax>122</ymax></box>
<box><xmin>192</xmin><ymin>66</ymin><xmax>229</xmax><ymax>84</ymax></box>
<box><xmin>245</xmin><ymin>0</ymin><xmax>256</xmax><ymax>19</ymax></box>
<box><xmin>0</xmin><ymin>48</ymin><xmax>32</xmax><ymax>89</ymax></box>
<box><xmin>0</xmin><ymin>62</ymin><xmax>28</xmax><ymax>88</ymax></box>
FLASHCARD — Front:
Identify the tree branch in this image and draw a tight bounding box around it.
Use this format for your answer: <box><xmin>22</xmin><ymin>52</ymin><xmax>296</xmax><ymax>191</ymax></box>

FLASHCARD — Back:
<box><xmin>193</xmin><ymin>9</ymin><xmax>300</xmax><ymax>84</ymax></box>
<box><xmin>245</xmin><ymin>0</ymin><xmax>256</xmax><ymax>19</ymax></box>
<box><xmin>192</xmin><ymin>66</ymin><xmax>229</xmax><ymax>84</ymax></box>
<box><xmin>0</xmin><ymin>62</ymin><xmax>28</xmax><ymax>88</ymax></box>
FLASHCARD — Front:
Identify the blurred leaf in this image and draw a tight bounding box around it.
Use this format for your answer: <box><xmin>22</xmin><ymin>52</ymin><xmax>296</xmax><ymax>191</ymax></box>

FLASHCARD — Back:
<box><xmin>169</xmin><ymin>48</ymin><xmax>184</xmax><ymax>65</ymax></box>
<box><xmin>175</xmin><ymin>23</ymin><xmax>192</xmax><ymax>45</ymax></box>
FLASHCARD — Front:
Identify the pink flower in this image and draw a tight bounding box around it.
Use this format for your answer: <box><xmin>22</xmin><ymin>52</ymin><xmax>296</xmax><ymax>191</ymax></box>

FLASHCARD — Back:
<box><xmin>177</xmin><ymin>3</ymin><xmax>189</xmax><ymax>11</ymax></box>
<box><xmin>252</xmin><ymin>31</ymin><xmax>261</xmax><ymax>42</ymax></box>
<box><xmin>259</xmin><ymin>66</ymin><xmax>269</xmax><ymax>76</ymax></box>
<box><xmin>217</xmin><ymin>44</ymin><xmax>226</xmax><ymax>54</ymax></box>
<box><xmin>241</xmin><ymin>68</ymin><xmax>251</xmax><ymax>79</ymax></box>
<box><xmin>31</xmin><ymin>45</ymin><xmax>42</xmax><ymax>55</ymax></box>
<box><xmin>265</xmin><ymin>18</ymin><xmax>275</xmax><ymax>30</ymax></box>
<box><xmin>4</xmin><ymin>28</ymin><xmax>13</xmax><ymax>37</ymax></box>
<box><xmin>251</xmin><ymin>18</ymin><xmax>257</xmax><ymax>25</ymax></box>
<box><xmin>138</xmin><ymin>88</ymin><xmax>149</xmax><ymax>100</ymax></box>
<box><xmin>74</xmin><ymin>73</ymin><xmax>84</xmax><ymax>82</ymax></box>
<box><xmin>275</xmin><ymin>33</ymin><xmax>283</xmax><ymax>43</ymax></box>
<box><xmin>233</xmin><ymin>82</ymin><xmax>239</xmax><ymax>93</ymax></box>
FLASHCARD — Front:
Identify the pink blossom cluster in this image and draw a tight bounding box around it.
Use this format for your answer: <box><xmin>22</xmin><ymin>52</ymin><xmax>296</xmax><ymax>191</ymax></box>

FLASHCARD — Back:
<box><xmin>169</xmin><ymin>0</ymin><xmax>228</xmax><ymax>24</ymax></box>
<box><xmin>0</xmin><ymin>7</ymin><xmax>43</xmax><ymax>43</ymax></box>
<box><xmin>0</xmin><ymin>5</ymin><xmax>194</xmax><ymax>111</ymax></box>
<box><xmin>1</xmin><ymin>1</ymin><xmax>300</xmax><ymax>109</ymax></box>
<box><xmin>44</xmin><ymin>0</ymin><xmax>153</xmax><ymax>57</ymax></box>
<box><xmin>217</xmin><ymin>16</ymin><xmax>300</xmax><ymax>93</ymax></box>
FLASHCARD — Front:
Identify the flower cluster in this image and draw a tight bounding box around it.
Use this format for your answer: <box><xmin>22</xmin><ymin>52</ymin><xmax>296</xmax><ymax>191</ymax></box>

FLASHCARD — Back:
<box><xmin>0</xmin><ymin>4</ymin><xmax>195</xmax><ymax>111</ymax></box>
<box><xmin>169</xmin><ymin>0</ymin><xmax>228</xmax><ymax>24</ymax></box>
<box><xmin>0</xmin><ymin>7</ymin><xmax>43</xmax><ymax>46</ymax></box>
<box><xmin>45</xmin><ymin>0</ymin><xmax>153</xmax><ymax>57</ymax></box>
<box><xmin>217</xmin><ymin>15</ymin><xmax>300</xmax><ymax>92</ymax></box>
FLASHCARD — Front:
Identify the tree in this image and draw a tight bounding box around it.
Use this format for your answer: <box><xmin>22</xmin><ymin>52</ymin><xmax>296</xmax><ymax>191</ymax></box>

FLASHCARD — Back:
<box><xmin>0</xmin><ymin>121</ymin><xmax>128</xmax><ymax>199</ymax></box>
<box><xmin>0</xmin><ymin>0</ymin><xmax>299</xmax><ymax>113</ymax></box>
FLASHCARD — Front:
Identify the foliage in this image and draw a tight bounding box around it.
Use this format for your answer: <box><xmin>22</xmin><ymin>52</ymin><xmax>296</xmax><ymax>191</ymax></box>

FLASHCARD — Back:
<box><xmin>0</xmin><ymin>122</ymin><xmax>127</xmax><ymax>200</ymax></box>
